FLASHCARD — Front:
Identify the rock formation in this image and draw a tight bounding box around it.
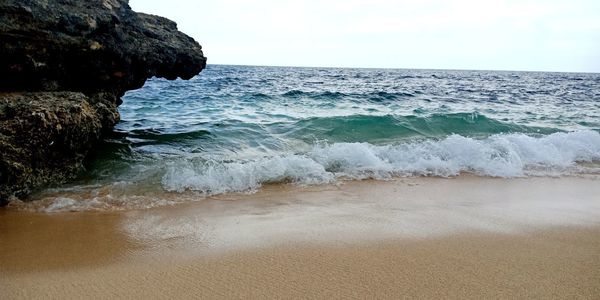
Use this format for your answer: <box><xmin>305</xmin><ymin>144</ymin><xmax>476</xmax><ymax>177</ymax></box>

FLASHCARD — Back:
<box><xmin>0</xmin><ymin>0</ymin><xmax>207</xmax><ymax>205</ymax></box>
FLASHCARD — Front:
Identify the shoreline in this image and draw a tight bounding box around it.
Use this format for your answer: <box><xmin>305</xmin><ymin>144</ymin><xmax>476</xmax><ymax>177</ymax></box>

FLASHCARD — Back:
<box><xmin>2</xmin><ymin>176</ymin><xmax>600</xmax><ymax>298</ymax></box>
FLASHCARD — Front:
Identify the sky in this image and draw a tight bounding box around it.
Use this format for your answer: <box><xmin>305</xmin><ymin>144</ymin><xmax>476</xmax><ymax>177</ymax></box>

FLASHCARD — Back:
<box><xmin>130</xmin><ymin>0</ymin><xmax>600</xmax><ymax>72</ymax></box>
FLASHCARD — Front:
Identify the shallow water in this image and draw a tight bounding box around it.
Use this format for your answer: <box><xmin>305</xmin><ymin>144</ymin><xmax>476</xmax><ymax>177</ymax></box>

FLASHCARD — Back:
<box><xmin>20</xmin><ymin>65</ymin><xmax>600</xmax><ymax>211</ymax></box>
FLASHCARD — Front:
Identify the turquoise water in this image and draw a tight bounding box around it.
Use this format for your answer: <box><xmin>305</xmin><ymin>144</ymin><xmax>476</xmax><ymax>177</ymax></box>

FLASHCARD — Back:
<box><xmin>30</xmin><ymin>65</ymin><xmax>600</xmax><ymax>210</ymax></box>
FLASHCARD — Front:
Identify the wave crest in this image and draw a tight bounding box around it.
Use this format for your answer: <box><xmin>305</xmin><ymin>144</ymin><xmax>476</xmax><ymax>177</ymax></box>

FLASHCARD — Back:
<box><xmin>162</xmin><ymin>130</ymin><xmax>600</xmax><ymax>194</ymax></box>
<box><xmin>279</xmin><ymin>113</ymin><xmax>559</xmax><ymax>143</ymax></box>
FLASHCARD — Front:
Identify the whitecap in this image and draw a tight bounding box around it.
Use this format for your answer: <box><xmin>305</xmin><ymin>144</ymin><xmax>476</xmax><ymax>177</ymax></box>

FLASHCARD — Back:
<box><xmin>161</xmin><ymin>130</ymin><xmax>600</xmax><ymax>194</ymax></box>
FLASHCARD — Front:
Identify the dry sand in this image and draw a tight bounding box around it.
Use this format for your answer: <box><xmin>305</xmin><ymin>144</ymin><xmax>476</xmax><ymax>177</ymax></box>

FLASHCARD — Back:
<box><xmin>1</xmin><ymin>176</ymin><xmax>600</xmax><ymax>299</ymax></box>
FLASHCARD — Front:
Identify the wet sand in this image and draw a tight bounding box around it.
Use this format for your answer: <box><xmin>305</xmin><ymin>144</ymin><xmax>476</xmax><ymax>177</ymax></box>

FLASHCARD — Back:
<box><xmin>1</xmin><ymin>176</ymin><xmax>600</xmax><ymax>299</ymax></box>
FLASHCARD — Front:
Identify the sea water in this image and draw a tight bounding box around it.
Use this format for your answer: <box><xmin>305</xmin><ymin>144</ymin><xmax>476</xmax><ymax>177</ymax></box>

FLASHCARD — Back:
<box><xmin>27</xmin><ymin>65</ymin><xmax>600</xmax><ymax>211</ymax></box>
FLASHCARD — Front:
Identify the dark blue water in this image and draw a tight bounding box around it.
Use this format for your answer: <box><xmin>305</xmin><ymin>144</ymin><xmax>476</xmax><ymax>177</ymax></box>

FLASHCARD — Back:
<box><xmin>30</xmin><ymin>65</ymin><xmax>600</xmax><ymax>211</ymax></box>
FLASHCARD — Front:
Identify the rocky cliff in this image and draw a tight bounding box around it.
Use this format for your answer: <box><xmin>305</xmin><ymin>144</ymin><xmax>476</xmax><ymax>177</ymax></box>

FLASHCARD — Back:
<box><xmin>0</xmin><ymin>0</ymin><xmax>207</xmax><ymax>205</ymax></box>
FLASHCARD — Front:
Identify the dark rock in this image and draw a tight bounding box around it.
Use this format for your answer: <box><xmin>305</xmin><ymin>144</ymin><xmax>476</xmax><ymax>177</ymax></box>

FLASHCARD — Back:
<box><xmin>0</xmin><ymin>92</ymin><xmax>103</xmax><ymax>203</ymax></box>
<box><xmin>0</xmin><ymin>0</ymin><xmax>207</xmax><ymax>205</ymax></box>
<box><xmin>0</xmin><ymin>0</ymin><xmax>206</xmax><ymax>95</ymax></box>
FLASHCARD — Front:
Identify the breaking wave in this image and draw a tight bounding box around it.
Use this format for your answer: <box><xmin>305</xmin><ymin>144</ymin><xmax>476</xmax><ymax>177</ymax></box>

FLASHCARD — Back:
<box><xmin>162</xmin><ymin>130</ymin><xmax>600</xmax><ymax>195</ymax></box>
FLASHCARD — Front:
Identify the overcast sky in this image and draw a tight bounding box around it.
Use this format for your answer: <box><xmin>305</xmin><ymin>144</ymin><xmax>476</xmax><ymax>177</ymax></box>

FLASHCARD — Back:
<box><xmin>130</xmin><ymin>0</ymin><xmax>600</xmax><ymax>72</ymax></box>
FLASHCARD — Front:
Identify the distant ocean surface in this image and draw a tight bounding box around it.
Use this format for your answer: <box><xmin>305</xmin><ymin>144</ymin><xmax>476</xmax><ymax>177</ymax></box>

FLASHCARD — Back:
<box><xmin>27</xmin><ymin>65</ymin><xmax>600</xmax><ymax>211</ymax></box>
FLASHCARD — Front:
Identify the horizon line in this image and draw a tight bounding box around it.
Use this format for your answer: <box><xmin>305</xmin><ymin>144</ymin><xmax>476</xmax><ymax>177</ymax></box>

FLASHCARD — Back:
<box><xmin>205</xmin><ymin>63</ymin><xmax>600</xmax><ymax>75</ymax></box>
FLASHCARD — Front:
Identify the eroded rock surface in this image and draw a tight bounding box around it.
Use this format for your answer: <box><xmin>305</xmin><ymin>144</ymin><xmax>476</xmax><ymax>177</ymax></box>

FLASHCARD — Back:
<box><xmin>0</xmin><ymin>0</ymin><xmax>207</xmax><ymax>204</ymax></box>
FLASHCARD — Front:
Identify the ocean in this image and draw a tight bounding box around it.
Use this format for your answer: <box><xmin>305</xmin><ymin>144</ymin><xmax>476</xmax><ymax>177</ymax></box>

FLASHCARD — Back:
<box><xmin>22</xmin><ymin>65</ymin><xmax>600</xmax><ymax>211</ymax></box>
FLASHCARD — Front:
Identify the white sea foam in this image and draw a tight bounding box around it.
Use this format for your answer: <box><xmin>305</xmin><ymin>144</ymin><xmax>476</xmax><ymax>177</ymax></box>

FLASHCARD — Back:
<box><xmin>162</xmin><ymin>130</ymin><xmax>600</xmax><ymax>194</ymax></box>
<box><xmin>43</xmin><ymin>197</ymin><xmax>105</xmax><ymax>212</ymax></box>
<box><xmin>162</xmin><ymin>156</ymin><xmax>335</xmax><ymax>194</ymax></box>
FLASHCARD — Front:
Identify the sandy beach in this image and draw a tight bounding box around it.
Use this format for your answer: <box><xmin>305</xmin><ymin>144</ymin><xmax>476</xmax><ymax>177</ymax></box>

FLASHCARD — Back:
<box><xmin>2</xmin><ymin>176</ymin><xmax>600</xmax><ymax>299</ymax></box>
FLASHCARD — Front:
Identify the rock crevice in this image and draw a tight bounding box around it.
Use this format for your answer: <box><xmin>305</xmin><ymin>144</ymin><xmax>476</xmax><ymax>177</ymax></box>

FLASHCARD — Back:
<box><xmin>0</xmin><ymin>0</ymin><xmax>207</xmax><ymax>204</ymax></box>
